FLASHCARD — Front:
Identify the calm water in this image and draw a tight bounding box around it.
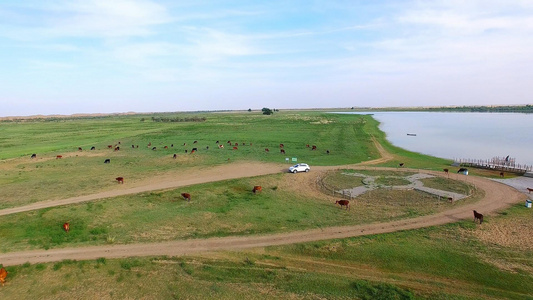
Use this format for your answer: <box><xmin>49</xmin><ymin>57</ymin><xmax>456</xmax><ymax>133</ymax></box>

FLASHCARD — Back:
<box><xmin>339</xmin><ymin>112</ymin><xmax>533</xmax><ymax>166</ymax></box>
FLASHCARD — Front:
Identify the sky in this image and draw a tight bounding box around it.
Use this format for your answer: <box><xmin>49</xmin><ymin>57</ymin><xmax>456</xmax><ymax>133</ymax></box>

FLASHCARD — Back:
<box><xmin>1</xmin><ymin>0</ymin><xmax>532</xmax><ymax>116</ymax></box>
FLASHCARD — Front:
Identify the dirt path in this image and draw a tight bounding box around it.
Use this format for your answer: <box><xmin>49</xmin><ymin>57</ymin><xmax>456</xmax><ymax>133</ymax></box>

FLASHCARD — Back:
<box><xmin>0</xmin><ymin>140</ymin><xmax>527</xmax><ymax>266</ymax></box>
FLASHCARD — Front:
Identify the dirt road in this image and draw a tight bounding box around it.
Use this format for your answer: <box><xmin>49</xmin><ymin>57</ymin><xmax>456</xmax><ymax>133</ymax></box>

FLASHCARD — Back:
<box><xmin>0</xmin><ymin>140</ymin><xmax>526</xmax><ymax>266</ymax></box>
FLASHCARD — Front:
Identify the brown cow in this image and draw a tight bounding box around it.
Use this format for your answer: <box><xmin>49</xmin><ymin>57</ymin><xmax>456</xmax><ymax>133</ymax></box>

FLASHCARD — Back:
<box><xmin>148</xmin><ymin>142</ymin><xmax>152</xmax><ymax>147</ymax></box>
<box><xmin>116</xmin><ymin>177</ymin><xmax>124</xmax><ymax>184</ymax></box>
<box><xmin>306</xmin><ymin>144</ymin><xmax>310</xmax><ymax>148</ymax></box>
<box><xmin>190</xmin><ymin>150</ymin><xmax>196</xmax><ymax>154</ymax></box>
<box><xmin>443</xmin><ymin>168</ymin><xmax>449</xmax><ymax>174</ymax></box>
<box><xmin>218</xmin><ymin>144</ymin><xmax>224</xmax><ymax>149</ymax></box>
<box><xmin>173</xmin><ymin>154</ymin><xmax>177</xmax><ymax>159</ymax></box>
<box><xmin>56</xmin><ymin>155</ymin><xmax>63</xmax><ymax>159</ymax></box>
<box><xmin>63</xmin><ymin>222</ymin><xmax>70</xmax><ymax>233</ymax></box>
<box><xmin>181</xmin><ymin>193</ymin><xmax>191</xmax><ymax>202</ymax></box>
<box><xmin>252</xmin><ymin>186</ymin><xmax>262</xmax><ymax>194</ymax></box>
<box><xmin>399</xmin><ymin>163</ymin><xmax>404</xmax><ymax>167</ymax></box>
<box><xmin>235</xmin><ymin>143</ymin><xmax>239</xmax><ymax>146</ymax></box>
<box><xmin>193</xmin><ymin>141</ymin><xmax>198</xmax><ymax>144</ymax></box>
<box><xmin>31</xmin><ymin>153</ymin><xmax>37</xmax><ymax>159</ymax></box>
<box><xmin>132</xmin><ymin>144</ymin><xmax>135</xmax><ymax>149</ymax></box>
<box><xmin>233</xmin><ymin>146</ymin><xmax>238</xmax><ymax>150</ymax></box>
<box><xmin>473</xmin><ymin>210</ymin><xmax>483</xmax><ymax>224</ymax></box>
<box><xmin>312</xmin><ymin>145</ymin><xmax>317</xmax><ymax>150</ymax></box>
<box><xmin>265</xmin><ymin>148</ymin><xmax>269</xmax><ymax>152</ymax></box>
<box><xmin>280</xmin><ymin>149</ymin><xmax>285</xmax><ymax>154</ymax></box>
<box><xmin>499</xmin><ymin>172</ymin><xmax>504</xmax><ymax>178</ymax></box>
<box><xmin>78</xmin><ymin>147</ymin><xmax>82</xmax><ymax>151</ymax></box>
<box><xmin>335</xmin><ymin>200</ymin><xmax>350</xmax><ymax>210</ymax></box>
<box><xmin>114</xmin><ymin>146</ymin><xmax>120</xmax><ymax>151</ymax></box>
<box><xmin>526</xmin><ymin>188</ymin><xmax>533</xmax><ymax>194</ymax></box>
<box><xmin>108</xmin><ymin>145</ymin><xmax>113</xmax><ymax>149</ymax></box>
<box><xmin>279</xmin><ymin>143</ymin><xmax>284</xmax><ymax>148</ymax></box>
<box><xmin>164</xmin><ymin>146</ymin><xmax>168</xmax><ymax>149</ymax></box>
<box><xmin>0</xmin><ymin>267</ymin><xmax>7</xmax><ymax>286</ymax></box>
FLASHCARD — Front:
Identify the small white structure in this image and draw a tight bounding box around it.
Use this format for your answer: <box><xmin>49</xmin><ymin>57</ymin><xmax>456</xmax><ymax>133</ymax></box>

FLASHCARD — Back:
<box><xmin>526</xmin><ymin>200</ymin><xmax>532</xmax><ymax>208</ymax></box>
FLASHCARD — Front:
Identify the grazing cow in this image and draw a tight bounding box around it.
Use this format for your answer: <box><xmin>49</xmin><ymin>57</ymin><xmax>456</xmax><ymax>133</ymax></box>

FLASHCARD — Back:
<box><xmin>399</xmin><ymin>163</ymin><xmax>404</xmax><ymax>167</ymax></box>
<box><xmin>148</xmin><ymin>142</ymin><xmax>152</xmax><ymax>147</ymax></box>
<box><xmin>306</xmin><ymin>144</ymin><xmax>310</xmax><ymax>148</ymax></box>
<box><xmin>78</xmin><ymin>147</ymin><xmax>82</xmax><ymax>151</ymax></box>
<box><xmin>499</xmin><ymin>172</ymin><xmax>504</xmax><ymax>178</ymax></box>
<box><xmin>91</xmin><ymin>146</ymin><xmax>96</xmax><ymax>150</ymax></box>
<box><xmin>265</xmin><ymin>148</ymin><xmax>269</xmax><ymax>152</ymax></box>
<box><xmin>115</xmin><ymin>177</ymin><xmax>124</xmax><ymax>184</ymax></box>
<box><xmin>108</xmin><ymin>145</ymin><xmax>113</xmax><ymax>149</ymax></box>
<box><xmin>190</xmin><ymin>150</ymin><xmax>196</xmax><ymax>154</ymax></box>
<box><xmin>216</xmin><ymin>140</ymin><xmax>219</xmax><ymax>144</ymax></box>
<box><xmin>279</xmin><ymin>143</ymin><xmax>284</xmax><ymax>148</ymax></box>
<box><xmin>132</xmin><ymin>145</ymin><xmax>135</xmax><ymax>149</ymax></box>
<box><xmin>118</xmin><ymin>142</ymin><xmax>121</xmax><ymax>145</ymax></box>
<box><xmin>173</xmin><ymin>154</ymin><xmax>177</xmax><ymax>159</ymax></box>
<box><xmin>0</xmin><ymin>267</ymin><xmax>7</xmax><ymax>286</ymax></box>
<box><xmin>312</xmin><ymin>145</ymin><xmax>317</xmax><ymax>150</ymax></box>
<box><xmin>56</xmin><ymin>155</ymin><xmax>63</xmax><ymax>159</ymax></box>
<box><xmin>183</xmin><ymin>143</ymin><xmax>187</xmax><ymax>146</ymax></box>
<box><xmin>114</xmin><ymin>147</ymin><xmax>120</xmax><ymax>151</ymax></box>
<box><xmin>193</xmin><ymin>141</ymin><xmax>198</xmax><ymax>144</ymax></box>
<box><xmin>206</xmin><ymin>146</ymin><xmax>209</xmax><ymax>150</ymax></box>
<box><xmin>192</xmin><ymin>147</ymin><xmax>198</xmax><ymax>152</ymax></box>
<box><xmin>181</xmin><ymin>193</ymin><xmax>191</xmax><ymax>202</ymax></box>
<box><xmin>526</xmin><ymin>188</ymin><xmax>533</xmax><ymax>194</ymax></box>
<box><xmin>63</xmin><ymin>222</ymin><xmax>70</xmax><ymax>233</ymax></box>
<box><xmin>473</xmin><ymin>210</ymin><xmax>483</xmax><ymax>224</ymax></box>
<box><xmin>136</xmin><ymin>145</ymin><xmax>139</xmax><ymax>148</ymax></box>
<box><xmin>280</xmin><ymin>149</ymin><xmax>285</xmax><ymax>154</ymax></box>
<box><xmin>443</xmin><ymin>168</ymin><xmax>449</xmax><ymax>174</ymax></box>
<box><xmin>233</xmin><ymin>146</ymin><xmax>238</xmax><ymax>150</ymax></box>
<box><xmin>152</xmin><ymin>147</ymin><xmax>157</xmax><ymax>150</ymax></box>
<box><xmin>235</xmin><ymin>143</ymin><xmax>239</xmax><ymax>146</ymax></box>
<box><xmin>448</xmin><ymin>197</ymin><xmax>454</xmax><ymax>203</ymax></box>
<box><xmin>335</xmin><ymin>200</ymin><xmax>350</xmax><ymax>210</ymax></box>
<box><xmin>218</xmin><ymin>144</ymin><xmax>224</xmax><ymax>149</ymax></box>
<box><xmin>326</xmin><ymin>150</ymin><xmax>330</xmax><ymax>154</ymax></box>
<box><xmin>227</xmin><ymin>140</ymin><xmax>231</xmax><ymax>144</ymax></box>
<box><xmin>171</xmin><ymin>144</ymin><xmax>174</xmax><ymax>147</ymax></box>
<box><xmin>185</xmin><ymin>150</ymin><xmax>188</xmax><ymax>153</ymax></box>
<box><xmin>252</xmin><ymin>186</ymin><xmax>262</xmax><ymax>194</ymax></box>
<box><xmin>164</xmin><ymin>146</ymin><xmax>168</xmax><ymax>149</ymax></box>
<box><xmin>31</xmin><ymin>153</ymin><xmax>37</xmax><ymax>159</ymax></box>
<box><xmin>104</xmin><ymin>159</ymin><xmax>110</xmax><ymax>164</ymax></box>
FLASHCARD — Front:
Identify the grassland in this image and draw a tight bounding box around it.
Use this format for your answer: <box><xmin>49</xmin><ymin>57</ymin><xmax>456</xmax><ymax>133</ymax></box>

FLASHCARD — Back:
<box><xmin>0</xmin><ymin>110</ymin><xmax>531</xmax><ymax>299</ymax></box>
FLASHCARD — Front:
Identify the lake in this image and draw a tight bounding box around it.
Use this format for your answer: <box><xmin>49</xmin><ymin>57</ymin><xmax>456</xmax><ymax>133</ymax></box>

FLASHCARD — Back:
<box><xmin>339</xmin><ymin>112</ymin><xmax>533</xmax><ymax>166</ymax></box>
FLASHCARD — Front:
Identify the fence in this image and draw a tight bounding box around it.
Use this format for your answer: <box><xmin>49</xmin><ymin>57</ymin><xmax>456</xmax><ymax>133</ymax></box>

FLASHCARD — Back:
<box><xmin>454</xmin><ymin>156</ymin><xmax>533</xmax><ymax>173</ymax></box>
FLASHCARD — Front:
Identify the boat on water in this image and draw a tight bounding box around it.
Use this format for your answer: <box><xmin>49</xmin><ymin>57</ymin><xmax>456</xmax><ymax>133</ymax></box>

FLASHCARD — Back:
<box><xmin>407</xmin><ymin>133</ymin><xmax>417</xmax><ymax>136</ymax></box>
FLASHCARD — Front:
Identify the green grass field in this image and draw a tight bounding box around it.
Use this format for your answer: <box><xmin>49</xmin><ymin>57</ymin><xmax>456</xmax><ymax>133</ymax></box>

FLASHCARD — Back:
<box><xmin>0</xmin><ymin>111</ymin><xmax>531</xmax><ymax>299</ymax></box>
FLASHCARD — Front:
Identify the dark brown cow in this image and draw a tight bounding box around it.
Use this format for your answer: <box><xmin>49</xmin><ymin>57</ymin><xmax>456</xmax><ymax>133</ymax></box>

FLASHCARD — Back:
<box><xmin>227</xmin><ymin>140</ymin><xmax>231</xmax><ymax>144</ymax></box>
<box><xmin>114</xmin><ymin>146</ymin><xmax>120</xmax><ymax>151</ymax></box>
<box><xmin>192</xmin><ymin>148</ymin><xmax>198</xmax><ymax>152</ymax></box>
<box><xmin>279</xmin><ymin>143</ymin><xmax>284</xmax><ymax>148</ymax></box>
<box><xmin>443</xmin><ymin>168</ymin><xmax>449</xmax><ymax>174</ymax></box>
<box><xmin>473</xmin><ymin>210</ymin><xmax>483</xmax><ymax>224</ymax></box>
<box><xmin>108</xmin><ymin>145</ymin><xmax>113</xmax><ymax>149</ymax></box>
<box><xmin>193</xmin><ymin>141</ymin><xmax>198</xmax><ymax>144</ymax></box>
<box><xmin>326</xmin><ymin>150</ymin><xmax>330</xmax><ymax>154</ymax></box>
<box><xmin>56</xmin><ymin>155</ymin><xmax>63</xmax><ymax>159</ymax></box>
<box><xmin>399</xmin><ymin>163</ymin><xmax>404</xmax><ymax>167</ymax></box>
<box><xmin>78</xmin><ymin>147</ymin><xmax>82</xmax><ymax>151</ymax></box>
<box><xmin>148</xmin><ymin>142</ymin><xmax>152</xmax><ymax>147</ymax></box>
<box><xmin>335</xmin><ymin>200</ymin><xmax>350</xmax><ymax>210</ymax></box>
<box><xmin>306</xmin><ymin>144</ymin><xmax>310</xmax><ymax>148</ymax></box>
<box><xmin>265</xmin><ymin>148</ymin><xmax>269</xmax><ymax>152</ymax></box>
<box><xmin>252</xmin><ymin>186</ymin><xmax>262</xmax><ymax>194</ymax></box>
<box><xmin>280</xmin><ymin>149</ymin><xmax>285</xmax><ymax>154</ymax></box>
<box><xmin>31</xmin><ymin>153</ymin><xmax>37</xmax><ymax>159</ymax></box>
<box><xmin>235</xmin><ymin>143</ymin><xmax>239</xmax><ymax>146</ymax></box>
<box><xmin>116</xmin><ymin>177</ymin><xmax>124</xmax><ymax>184</ymax></box>
<box><xmin>233</xmin><ymin>146</ymin><xmax>238</xmax><ymax>150</ymax></box>
<box><xmin>164</xmin><ymin>146</ymin><xmax>168</xmax><ymax>149</ymax></box>
<box><xmin>499</xmin><ymin>172</ymin><xmax>504</xmax><ymax>178</ymax></box>
<box><xmin>63</xmin><ymin>222</ymin><xmax>70</xmax><ymax>233</ymax></box>
<box><xmin>190</xmin><ymin>150</ymin><xmax>196</xmax><ymax>154</ymax></box>
<box><xmin>104</xmin><ymin>159</ymin><xmax>110</xmax><ymax>164</ymax></box>
<box><xmin>526</xmin><ymin>188</ymin><xmax>533</xmax><ymax>194</ymax></box>
<box><xmin>218</xmin><ymin>144</ymin><xmax>224</xmax><ymax>149</ymax></box>
<box><xmin>132</xmin><ymin>144</ymin><xmax>135</xmax><ymax>149</ymax></box>
<box><xmin>181</xmin><ymin>193</ymin><xmax>191</xmax><ymax>202</ymax></box>
<box><xmin>0</xmin><ymin>267</ymin><xmax>7</xmax><ymax>286</ymax></box>
<box><xmin>312</xmin><ymin>145</ymin><xmax>317</xmax><ymax>150</ymax></box>
<box><xmin>173</xmin><ymin>154</ymin><xmax>177</xmax><ymax>159</ymax></box>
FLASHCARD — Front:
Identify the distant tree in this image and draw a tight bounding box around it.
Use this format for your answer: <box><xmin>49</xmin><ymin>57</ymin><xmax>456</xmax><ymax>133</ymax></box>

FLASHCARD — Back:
<box><xmin>248</xmin><ymin>108</ymin><xmax>252</xmax><ymax>112</ymax></box>
<box><xmin>262</xmin><ymin>108</ymin><xmax>273</xmax><ymax>115</ymax></box>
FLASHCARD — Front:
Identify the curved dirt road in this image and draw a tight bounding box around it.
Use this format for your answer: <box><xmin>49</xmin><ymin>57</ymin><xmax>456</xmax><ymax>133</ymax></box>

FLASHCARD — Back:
<box><xmin>0</xmin><ymin>167</ymin><xmax>526</xmax><ymax>266</ymax></box>
<box><xmin>0</xmin><ymin>139</ymin><xmax>527</xmax><ymax>266</ymax></box>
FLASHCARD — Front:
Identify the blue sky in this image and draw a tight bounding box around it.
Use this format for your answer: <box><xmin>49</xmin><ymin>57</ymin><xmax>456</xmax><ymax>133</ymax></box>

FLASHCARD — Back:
<box><xmin>1</xmin><ymin>0</ymin><xmax>532</xmax><ymax>116</ymax></box>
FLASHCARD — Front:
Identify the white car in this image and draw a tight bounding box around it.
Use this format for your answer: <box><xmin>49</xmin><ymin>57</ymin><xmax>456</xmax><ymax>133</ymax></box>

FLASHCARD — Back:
<box><xmin>289</xmin><ymin>163</ymin><xmax>310</xmax><ymax>173</ymax></box>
